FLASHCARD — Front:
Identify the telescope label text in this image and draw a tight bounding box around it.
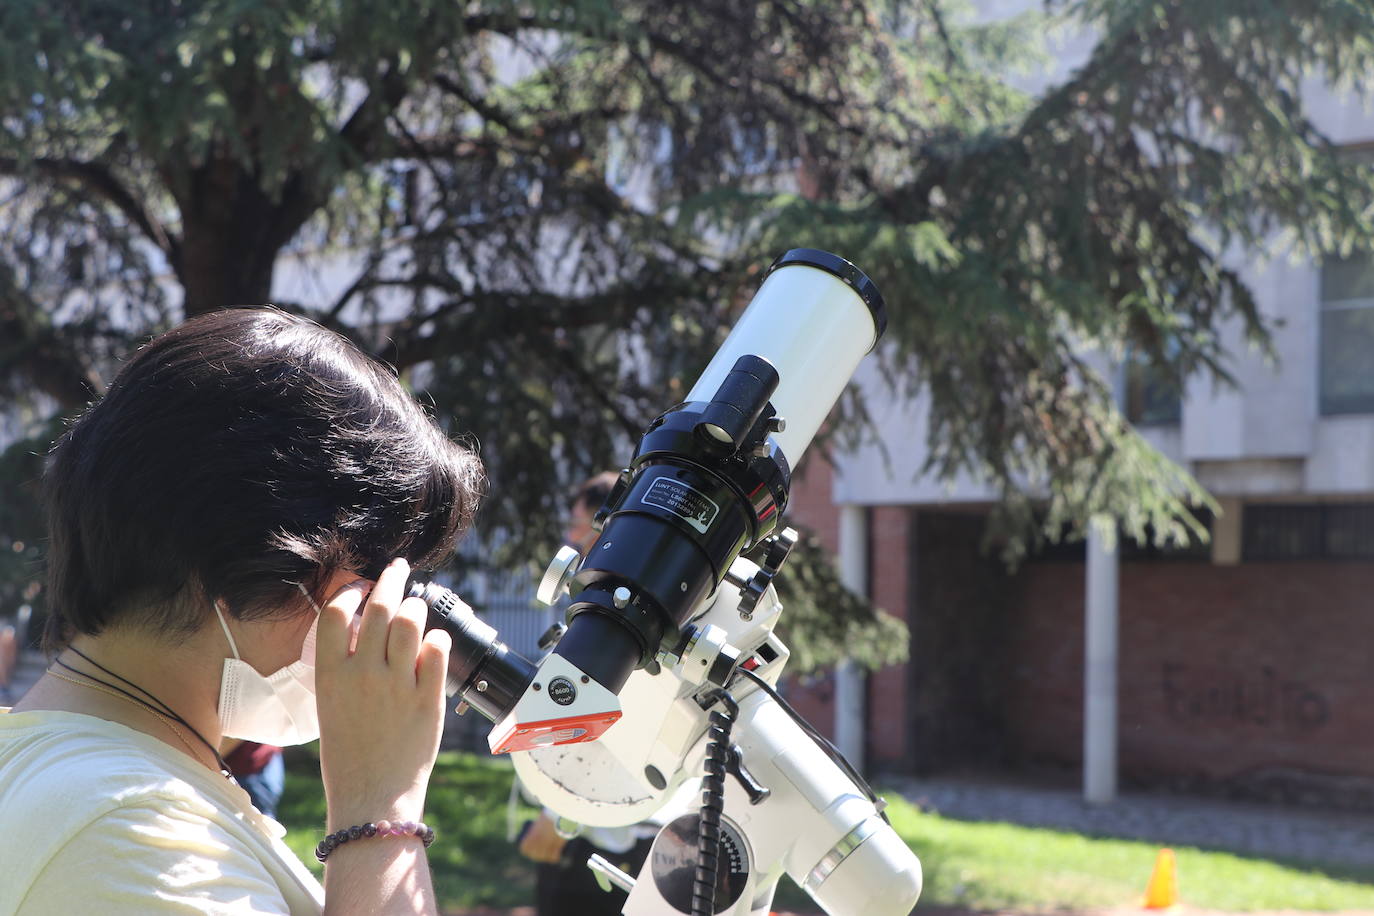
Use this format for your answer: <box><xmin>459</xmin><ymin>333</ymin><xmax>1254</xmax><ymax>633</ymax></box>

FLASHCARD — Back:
<box><xmin>547</xmin><ymin>676</ymin><xmax>578</xmax><ymax>706</ymax></box>
<box><xmin>642</xmin><ymin>478</ymin><xmax>720</xmax><ymax>534</ymax></box>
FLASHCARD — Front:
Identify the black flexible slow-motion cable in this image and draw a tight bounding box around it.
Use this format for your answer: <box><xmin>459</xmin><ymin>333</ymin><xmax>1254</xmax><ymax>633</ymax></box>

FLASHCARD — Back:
<box><xmin>692</xmin><ymin>688</ymin><xmax>739</xmax><ymax>916</ymax></box>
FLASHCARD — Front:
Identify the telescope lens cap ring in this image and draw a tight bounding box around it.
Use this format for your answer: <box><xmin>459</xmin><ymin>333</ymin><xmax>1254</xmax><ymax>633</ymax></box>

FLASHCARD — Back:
<box><xmin>766</xmin><ymin>248</ymin><xmax>887</xmax><ymax>343</ymax></box>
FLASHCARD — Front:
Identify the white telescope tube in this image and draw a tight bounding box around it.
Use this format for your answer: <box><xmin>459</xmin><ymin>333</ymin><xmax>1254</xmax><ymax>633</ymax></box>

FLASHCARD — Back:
<box><xmin>685</xmin><ymin>250</ymin><xmax>884</xmax><ymax>466</ymax></box>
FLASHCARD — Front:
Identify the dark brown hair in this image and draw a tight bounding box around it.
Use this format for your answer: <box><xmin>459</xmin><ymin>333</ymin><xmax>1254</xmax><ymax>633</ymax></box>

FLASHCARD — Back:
<box><xmin>42</xmin><ymin>308</ymin><xmax>484</xmax><ymax>646</ymax></box>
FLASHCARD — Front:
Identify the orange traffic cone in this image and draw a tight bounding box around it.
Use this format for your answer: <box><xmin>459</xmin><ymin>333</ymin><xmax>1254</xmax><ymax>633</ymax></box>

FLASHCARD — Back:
<box><xmin>1143</xmin><ymin>847</ymin><xmax>1180</xmax><ymax>909</ymax></box>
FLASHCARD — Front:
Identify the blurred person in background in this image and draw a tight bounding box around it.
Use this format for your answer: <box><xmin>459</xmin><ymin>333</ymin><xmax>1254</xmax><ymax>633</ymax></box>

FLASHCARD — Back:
<box><xmin>223</xmin><ymin>740</ymin><xmax>286</xmax><ymax>819</ymax></box>
<box><xmin>0</xmin><ymin>619</ymin><xmax>16</xmax><ymax>704</ymax></box>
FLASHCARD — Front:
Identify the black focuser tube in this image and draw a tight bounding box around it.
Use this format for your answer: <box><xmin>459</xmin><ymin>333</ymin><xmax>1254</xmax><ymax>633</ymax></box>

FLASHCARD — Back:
<box><xmin>407</xmin><ymin>580</ymin><xmax>536</xmax><ymax>722</ymax></box>
<box><xmin>551</xmin><ymin>611</ymin><xmax>643</xmax><ymax>695</ymax></box>
<box><xmin>551</xmin><ymin>355</ymin><xmax>794</xmax><ymax>696</ymax></box>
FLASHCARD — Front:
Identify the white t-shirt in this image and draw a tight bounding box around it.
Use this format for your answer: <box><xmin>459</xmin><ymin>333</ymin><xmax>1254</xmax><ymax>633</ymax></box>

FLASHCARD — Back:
<box><xmin>0</xmin><ymin>707</ymin><xmax>324</xmax><ymax>914</ymax></box>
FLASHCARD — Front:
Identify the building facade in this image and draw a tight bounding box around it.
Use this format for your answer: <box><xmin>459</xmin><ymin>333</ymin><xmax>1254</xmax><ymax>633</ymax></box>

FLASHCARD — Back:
<box><xmin>785</xmin><ymin>84</ymin><xmax>1374</xmax><ymax>810</ymax></box>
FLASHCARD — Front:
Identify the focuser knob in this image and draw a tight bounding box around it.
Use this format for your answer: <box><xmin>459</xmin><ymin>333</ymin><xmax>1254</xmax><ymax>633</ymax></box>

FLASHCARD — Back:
<box><xmin>738</xmin><ymin>574</ymin><xmax>770</xmax><ymax>620</ymax></box>
<box><xmin>537</xmin><ymin>545</ymin><xmax>583</xmax><ymax>606</ymax></box>
<box><xmin>736</xmin><ymin>528</ymin><xmax>799</xmax><ymax>618</ymax></box>
<box><xmin>762</xmin><ymin>527</ymin><xmax>799</xmax><ymax>574</ymax></box>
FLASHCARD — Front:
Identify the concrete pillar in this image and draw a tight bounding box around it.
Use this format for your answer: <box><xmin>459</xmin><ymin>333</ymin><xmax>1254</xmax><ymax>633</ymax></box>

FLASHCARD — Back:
<box><xmin>1084</xmin><ymin>519</ymin><xmax>1119</xmax><ymax>803</ymax></box>
<box><xmin>835</xmin><ymin>503</ymin><xmax>868</xmax><ymax>772</ymax></box>
<box><xmin>1211</xmin><ymin>496</ymin><xmax>1243</xmax><ymax>566</ymax></box>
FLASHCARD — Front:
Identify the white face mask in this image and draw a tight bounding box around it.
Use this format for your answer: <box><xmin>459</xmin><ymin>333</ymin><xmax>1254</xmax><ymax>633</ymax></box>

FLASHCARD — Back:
<box><xmin>215</xmin><ymin>584</ymin><xmax>321</xmax><ymax>746</ymax></box>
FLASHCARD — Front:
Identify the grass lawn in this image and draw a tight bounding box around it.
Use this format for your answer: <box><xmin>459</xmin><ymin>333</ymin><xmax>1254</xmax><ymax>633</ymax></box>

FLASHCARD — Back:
<box><xmin>278</xmin><ymin>746</ymin><xmax>541</xmax><ymax>910</ymax></box>
<box><xmin>887</xmin><ymin>804</ymin><xmax>1374</xmax><ymax>912</ymax></box>
<box><xmin>278</xmin><ymin>748</ymin><xmax>1374</xmax><ymax>913</ymax></box>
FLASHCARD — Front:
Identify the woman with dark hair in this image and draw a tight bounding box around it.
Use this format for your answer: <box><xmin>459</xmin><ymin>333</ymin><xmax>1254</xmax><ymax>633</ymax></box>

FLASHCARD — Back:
<box><xmin>0</xmin><ymin>308</ymin><xmax>485</xmax><ymax>915</ymax></box>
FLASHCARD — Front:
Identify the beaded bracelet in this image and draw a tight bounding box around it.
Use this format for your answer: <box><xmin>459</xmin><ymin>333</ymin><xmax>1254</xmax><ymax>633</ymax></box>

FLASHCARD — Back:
<box><xmin>315</xmin><ymin>819</ymin><xmax>435</xmax><ymax>862</ymax></box>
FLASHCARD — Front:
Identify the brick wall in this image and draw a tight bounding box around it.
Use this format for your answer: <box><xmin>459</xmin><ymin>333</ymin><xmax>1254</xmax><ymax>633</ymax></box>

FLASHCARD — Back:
<box><xmin>777</xmin><ymin>454</ymin><xmax>841</xmax><ymax>739</ymax></box>
<box><xmin>1006</xmin><ymin>558</ymin><xmax>1374</xmax><ymax>805</ymax></box>
<box><xmin>776</xmin><ymin>468</ymin><xmax>1374</xmax><ymax>805</ymax></box>
<box><xmin>777</xmin><ymin>455</ymin><xmax>917</xmax><ymax>769</ymax></box>
<box><xmin>867</xmin><ymin>505</ymin><xmax>912</xmax><ymax>767</ymax></box>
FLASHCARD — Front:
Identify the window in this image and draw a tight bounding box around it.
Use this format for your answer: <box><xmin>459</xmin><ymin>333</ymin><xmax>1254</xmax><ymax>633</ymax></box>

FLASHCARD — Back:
<box><xmin>1124</xmin><ymin>349</ymin><xmax>1182</xmax><ymax>426</ymax></box>
<box><xmin>1242</xmin><ymin>503</ymin><xmax>1374</xmax><ymax>561</ymax></box>
<box><xmin>1319</xmin><ymin>250</ymin><xmax>1374</xmax><ymax>414</ymax></box>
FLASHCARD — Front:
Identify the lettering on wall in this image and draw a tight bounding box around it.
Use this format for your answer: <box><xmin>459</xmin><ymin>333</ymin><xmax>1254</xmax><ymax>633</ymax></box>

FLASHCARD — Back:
<box><xmin>1160</xmin><ymin>663</ymin><xmax>1330</xmax><ymax>732</ymax></box>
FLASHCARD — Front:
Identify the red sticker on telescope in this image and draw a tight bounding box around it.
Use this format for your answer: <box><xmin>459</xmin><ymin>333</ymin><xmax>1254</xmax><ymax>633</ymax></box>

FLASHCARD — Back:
<box><xmin>641</xmin><ymin>478</ymin><xmax>719</xmax><ymax>534</ymax></box>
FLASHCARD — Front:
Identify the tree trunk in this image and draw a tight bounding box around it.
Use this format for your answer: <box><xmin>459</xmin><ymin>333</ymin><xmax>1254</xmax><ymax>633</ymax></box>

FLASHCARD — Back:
<box><xmin>178</xmin><ymin>225</ymin><xmax>276</xmax><ymax>317</ymax></box>
<box><xmin>174</xmin><ymin>159</ymin><xmax>288</xmax><ymax>317</ymax></box>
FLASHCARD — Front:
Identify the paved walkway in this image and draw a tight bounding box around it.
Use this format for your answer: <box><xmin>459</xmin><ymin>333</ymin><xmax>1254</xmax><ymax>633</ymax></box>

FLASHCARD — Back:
<box><xmin>890</xmin><ymin>774</ymin><xmax>1374</xmax><ymax>871</ymax></box>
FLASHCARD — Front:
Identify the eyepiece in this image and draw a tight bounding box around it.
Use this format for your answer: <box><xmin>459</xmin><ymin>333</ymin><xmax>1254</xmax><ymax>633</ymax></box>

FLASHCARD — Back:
<box><xmin>407</xmin><ymin>580</ymin><xmax>536</xmax><ymax>722</ymax></box>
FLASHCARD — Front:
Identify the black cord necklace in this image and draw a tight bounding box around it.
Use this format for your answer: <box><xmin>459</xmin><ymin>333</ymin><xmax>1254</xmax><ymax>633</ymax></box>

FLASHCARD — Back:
<box><xmin>58</xmin><ymin>646</ymin><xmax>233</xmax><ymax>778</ymax></box>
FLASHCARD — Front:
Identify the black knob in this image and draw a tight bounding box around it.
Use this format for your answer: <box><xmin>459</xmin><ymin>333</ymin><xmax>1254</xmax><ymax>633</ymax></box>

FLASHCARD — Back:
<box><xmin>761</xmin><ymin>527</ymin><xmax>799</xmax><ymax>574</ymax></box>
<box><xmin>737</xmin><ymin>571</ymin><xmax>771</xmax><ymax>619</ymax></box>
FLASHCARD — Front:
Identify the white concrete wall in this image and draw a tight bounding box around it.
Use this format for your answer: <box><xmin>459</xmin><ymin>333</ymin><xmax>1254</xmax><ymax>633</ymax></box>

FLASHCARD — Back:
<box><xmin>1183</xmin><ymin>258</ymin><xmax>1319</xmax><ymax>462</ymax></box>
<box><xmin>837</xmin><ymin>256</ymin><xmax>1374</xmax><ymax>507</ymax></box>
<box><xmin>833</xmin><ymin>360</ymin><xmax>1000</xmax><ymax>506</ymax></box>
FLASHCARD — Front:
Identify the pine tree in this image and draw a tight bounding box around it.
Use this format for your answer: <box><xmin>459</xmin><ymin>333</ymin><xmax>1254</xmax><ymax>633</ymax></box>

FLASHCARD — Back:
<box><xmin>1</xmin><ymin>0</ymin><xmax>1371</xmax><ymax>669</ymax></box>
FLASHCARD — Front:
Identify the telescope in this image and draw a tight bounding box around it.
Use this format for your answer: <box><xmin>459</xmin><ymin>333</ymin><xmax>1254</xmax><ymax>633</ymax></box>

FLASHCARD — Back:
<box><xmin>410</xmin><ymin>249</ymin><xmax>921</xmax><ymax>916</ymax></box>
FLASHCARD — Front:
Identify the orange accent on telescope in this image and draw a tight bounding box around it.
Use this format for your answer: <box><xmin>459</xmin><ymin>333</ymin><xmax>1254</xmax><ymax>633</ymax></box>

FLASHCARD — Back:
<box><xmin>489</xmin><ymin>710</ymin><xmax>623</xmax><ymax>755</ymax></box>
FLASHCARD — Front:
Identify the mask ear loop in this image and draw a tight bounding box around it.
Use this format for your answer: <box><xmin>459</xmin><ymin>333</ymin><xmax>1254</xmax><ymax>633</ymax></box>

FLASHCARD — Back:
<box><xmin>215</xmin><ymin>602</ymin><xmax>242</xmax><ymax>661</ymax></box>
<box><xmin>290</xmin><ymin>581</ymin><xmax>324</xmax><ymax>667</ymax></box>
<box><xmin>289</xmin><ymin>577</ymin><xmax>369</xmax><ymax>661</ymax></box>
<box><xmin>217</xmin><ymin>585</ymin><xmax>320</xmax><ymax>664</ymax></box>
<box><xmin>292</xmin><ymin>581</ymin><xmax>323</xmax><ymax>615</ymax></box>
